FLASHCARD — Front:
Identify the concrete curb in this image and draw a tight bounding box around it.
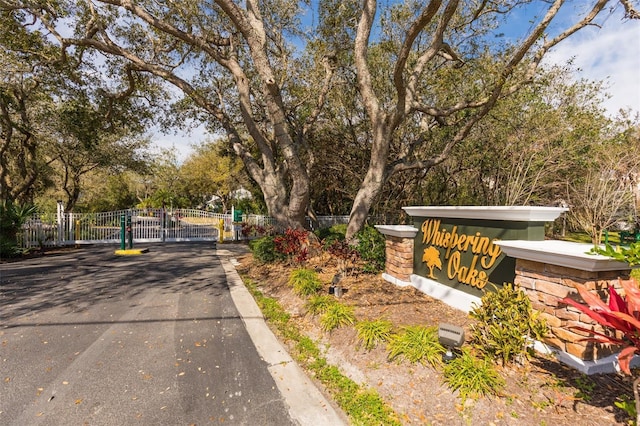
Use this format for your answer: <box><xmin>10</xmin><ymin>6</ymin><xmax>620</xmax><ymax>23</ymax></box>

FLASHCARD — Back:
<box><xmin>220</xmin><ymin>252</ymin><xmax>347</xmax><ymax>426</ymax></box>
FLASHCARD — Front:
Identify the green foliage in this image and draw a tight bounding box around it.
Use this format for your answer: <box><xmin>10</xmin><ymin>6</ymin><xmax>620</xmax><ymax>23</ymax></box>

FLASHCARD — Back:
<box><xmin>258</xmin><ymin>297</ymin><xmax>291</xmax><ymax>328</ymax></box>
<box><xmin>573</xmin><ymin>375</ymin><xmax>595</xmax><ymax>402</ymax></box>
<box><xmin>340</xmin><ymin>389</ymin><xmax>401</xmax><ymax>426</ymax></box>
<box><xmin>78</xmin><ymin>172</ymin><xmax>139</xmax><ymax>212</ymax></box>
<box><xmin>592</xmin><ymin>242</ymin><xmax>640</xmax><ymax>267</ymax></box>
<box><xmin>0</xmin><ymin>200</ymin><xmax>37</xmax><ymax>257</ymax></box>
<box><xmin>560</xmin><ymin>277</ymin><xmax>640</xmax><ymax>375</ymax></box>
<box><xmin>614</xmin><ymin>395</ymin><xmax>637</xmax><ymax>424</ymax></box>
<box><xmin>354</xmin><ymin>225</ymin><xmax>386</xmax><ymax>273</ymax></box>
<box><xmin>320</xmin><ymin>303</ymin><xmax>357</xmax><ymax>332</ymax></box>
<box><xmin>249</xmin><ymin>236</ymin><xmax>285</xmax><ymax>263</ymax></box>
<box><xmin>288</xmin><ymin>268</ymin><xmax>323</xmax><ymax>296</ymax></box>
<box><xmin>295</xmin><ymin>335</ymin><xmax>321</xmax><ymax>360</ymax></box>
<box><xmin>315</xmin><ymin>224</ymin><xmax>347</xmax><ymax>244</ymax></box>
<box><xmin>240</xmin><ymin>275</ymin><xmax>399</xmax><ymax>425</ymax></box>
<box><xmin>469</xmin><ymin>284</ymin><xmax>547</xmax><ymax>365</ymax></box>
<box><xmin>442</xmin><ymin>348</ymin><xmax>505</xmax><ymax>402</ymax></box>
<box><xmin>355</xmin><ymin>319</ymin><xmax>395</xmax><ymax>351</ymax></box>
<box><xmin>305</xmin><ymin>294</ymin><xmax>336</xmax><ymax>315</ymax></box>
<box><xmin>387</xmin><ymin>325</ymin><xmax>444</xmax><ymax>367</ymax></box>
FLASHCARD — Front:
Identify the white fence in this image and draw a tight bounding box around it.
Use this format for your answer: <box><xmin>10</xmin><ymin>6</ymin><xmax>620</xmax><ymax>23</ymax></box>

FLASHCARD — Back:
<box><xmin>18</xmin><ymin>208</ymin><xmax>349</xmax><ymax>248</ymax></box>
<box><xmin>20</xmin><ymin>208</ymin><xmax>226</xmax><ymax>247</ymax></box>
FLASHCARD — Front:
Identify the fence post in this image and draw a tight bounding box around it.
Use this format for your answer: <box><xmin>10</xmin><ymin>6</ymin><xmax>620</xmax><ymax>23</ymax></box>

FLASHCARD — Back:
<box><xmin>161</xmin><ymin>207</ymin><xmax>166</xmax><ymax>242</ymax></box>
<box><xmin>68</xmin><ymin>212</ymin><xmax>74</xmax><ymax>245</ymax></box>
<box><xmin>56</xmin><ymin>200</ymin><xmax>64</xmax><ymax>246</ymax></box>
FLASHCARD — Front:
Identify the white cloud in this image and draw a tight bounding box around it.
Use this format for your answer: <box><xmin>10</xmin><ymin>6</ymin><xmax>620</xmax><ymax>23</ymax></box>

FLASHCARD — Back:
<box><xmin>544</xmin><ymin>16</ymin><xmax>640</xmax><ymax>116</ymax></box>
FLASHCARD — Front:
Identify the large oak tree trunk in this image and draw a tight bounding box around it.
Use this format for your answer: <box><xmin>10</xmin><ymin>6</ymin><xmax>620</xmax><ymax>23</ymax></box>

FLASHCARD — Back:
<box><xmin>255</xmin><ymin>169</ymin><xmax>309</xmax><ymax>230</ymax></box>
<box><xmin>346</xmin><ymin>128</ymin><xmax>389</xmax><ymax>240</ymax></box>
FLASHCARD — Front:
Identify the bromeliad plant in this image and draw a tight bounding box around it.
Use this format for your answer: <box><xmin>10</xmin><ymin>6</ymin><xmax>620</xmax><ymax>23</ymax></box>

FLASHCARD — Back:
<box><xmin>561</xmin><ymin>277</ymin><xmax>640</xmax><ymax>424</ymax></box>
<box><xmin>560</xmin><ymin>278</ymin><xmax>640</xmax><ymax>375</ymax></box>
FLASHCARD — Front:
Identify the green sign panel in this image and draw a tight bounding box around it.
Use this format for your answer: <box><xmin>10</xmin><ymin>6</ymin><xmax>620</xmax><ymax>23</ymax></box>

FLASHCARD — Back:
<box><xmin>412</xmin><ymin>216</ymin><xmax>547</xmax><ymax>298</ymax></box>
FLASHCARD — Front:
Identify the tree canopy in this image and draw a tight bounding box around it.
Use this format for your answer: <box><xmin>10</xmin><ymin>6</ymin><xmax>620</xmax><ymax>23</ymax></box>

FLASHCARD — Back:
<box><xmin>1</xmin><ymin>0</ymin><xmax>638</xmax><ymax>236</ymax></box>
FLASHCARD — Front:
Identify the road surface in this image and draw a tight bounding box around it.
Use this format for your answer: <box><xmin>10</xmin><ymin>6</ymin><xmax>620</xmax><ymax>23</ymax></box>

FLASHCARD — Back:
<box><xmin>0</xmin><ymin>243</ymin><xmax>344</xmax><ymax>425</ymax></box>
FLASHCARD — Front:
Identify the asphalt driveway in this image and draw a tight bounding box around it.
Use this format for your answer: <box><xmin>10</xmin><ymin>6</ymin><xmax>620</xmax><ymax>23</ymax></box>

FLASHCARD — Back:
<box><xmin>0</xmin><ymin>243</ymin><xmax>344</xmax><ymax>425</ymax></box>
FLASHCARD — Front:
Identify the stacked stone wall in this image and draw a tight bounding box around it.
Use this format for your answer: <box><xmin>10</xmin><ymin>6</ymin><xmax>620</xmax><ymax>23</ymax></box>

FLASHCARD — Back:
<box><xmin>514</xmin><ymin>259</ymin><xmax>630</xmax><ymax>361</ymax></box>
<box><xmin>384</xmin><ymin>236</ymin><xmax>414</xmax><ymax>282</ymax></box>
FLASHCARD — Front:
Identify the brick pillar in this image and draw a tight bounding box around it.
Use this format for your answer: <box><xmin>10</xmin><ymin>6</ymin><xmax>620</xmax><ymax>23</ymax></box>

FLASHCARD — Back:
<box><xmin>514</xmin><ymin>259</ymin><xmax>630</xmax><ymax>361</ymax></box>
<box><xmin>385</xmin><ymin>236</ymin><xmax>414</xmax><ymax>282</ymax></box>
<box><xmin>375</xmin><ymin>225</ymin><xmax>419</xmax><ymax>284</ymax></box>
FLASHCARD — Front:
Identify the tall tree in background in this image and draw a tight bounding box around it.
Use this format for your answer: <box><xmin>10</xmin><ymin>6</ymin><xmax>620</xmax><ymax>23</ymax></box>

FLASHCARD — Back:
<box><xmin>180</xmin><ymin>140</ymin><xmax>246</xmax><ymax>212</ymax></box>
<box><xmin>568</xmin><ymin>145</ymin><xmax>639</xmax><ymax>245</ymax></box>
<box><xmin>439</xmin><ymin>67</ymin><xmax>619</xmax><ymax>207</ymax></box>
<box><xmin>2</xmin><ymin>1</ymin><xmax>637</xmax><ymax>235</ymax></box>
<box><xmin>0</xmin><ymin>20</ymin><xmax>59</xmax><ymax>203</ymax></box>
<box><xmin>344</xmin><ymin>0</ymin><xmax>639</xmax><ymax>239</ymax></box>
<box><xmin>1</xmin><ymin>0</ymin><xmax>335</xmax><ymax>228</ymax></box>
<box><xmin>0</xmin><ymin>9</ymin><xmax>155</xmax><ymax>208</ymax></box>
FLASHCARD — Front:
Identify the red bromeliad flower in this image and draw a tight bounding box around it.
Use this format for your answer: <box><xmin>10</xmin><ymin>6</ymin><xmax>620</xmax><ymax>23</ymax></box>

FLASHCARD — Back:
<box><xmin>560</xmin><ymin>278</ymin><xmax>640</xmax><ymax>374</ymax></box>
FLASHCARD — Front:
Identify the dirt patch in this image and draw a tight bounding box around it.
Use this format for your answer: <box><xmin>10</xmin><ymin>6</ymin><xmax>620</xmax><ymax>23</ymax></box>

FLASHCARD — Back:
<box><xmin>236</xmin><ymin>253</ymin><xmax>635</xmax><ymax>425</ymax></box>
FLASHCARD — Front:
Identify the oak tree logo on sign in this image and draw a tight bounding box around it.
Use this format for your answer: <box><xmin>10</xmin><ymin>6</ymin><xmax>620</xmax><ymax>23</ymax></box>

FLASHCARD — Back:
<box><xmin>421</xmin><ymin>246</ymin><xmax>442</xmax><ymax>278</ymax></box>
<box><xmin>420</xmin><ymin>219</ymin><xmax>502</xmax><ymax>289</ymax></box>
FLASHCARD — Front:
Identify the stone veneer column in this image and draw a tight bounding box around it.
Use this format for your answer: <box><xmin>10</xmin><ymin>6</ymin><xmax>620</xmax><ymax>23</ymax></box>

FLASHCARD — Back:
<box><xmin>497</xmin><ymin>240</ymin><xmax>632</xmax><ymax>365</ymax></box>
<box><xmin>385</xmin><ymin>236</ymin><xmax>414</xmax><ymax>282</ymax></box>
<box><xmin>375</xmin><ymin>225</ymin><xmax>419</xmax><ymax>284</ymax></box>
<box><xmin>515</xmin><ymin>259</ymin><xmax>626</xmax><ymax>361</ymax></box>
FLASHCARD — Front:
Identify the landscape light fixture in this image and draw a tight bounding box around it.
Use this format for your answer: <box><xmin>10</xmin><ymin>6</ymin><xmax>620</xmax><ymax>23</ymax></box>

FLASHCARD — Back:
<box><xmin>438</xmin><ymin>323</ymin><xmax>465</xmax><ymax>362</ymax></box>
<box><xmin>329</xmin><ymin>273</ymin><xmax>343</xmax><ymax>297</ymax></box>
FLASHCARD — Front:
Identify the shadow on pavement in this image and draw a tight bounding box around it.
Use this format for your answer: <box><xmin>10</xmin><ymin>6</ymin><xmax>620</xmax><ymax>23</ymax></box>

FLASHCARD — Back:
<box><xmin>0</xmin><ymin>242</ymin><xmax>231</xmax><ymax>323</ymax></box>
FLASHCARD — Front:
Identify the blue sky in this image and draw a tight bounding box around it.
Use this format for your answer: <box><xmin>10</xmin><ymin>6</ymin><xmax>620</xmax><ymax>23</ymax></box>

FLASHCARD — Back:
<box><xmin>153</xmin><ymin>2</ymin><xmax>640</xmax><ymax>162</ymax></box>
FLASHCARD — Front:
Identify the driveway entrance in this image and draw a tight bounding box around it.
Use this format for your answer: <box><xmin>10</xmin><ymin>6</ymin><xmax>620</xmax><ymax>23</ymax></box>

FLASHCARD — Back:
<box><xmin>0</xmin><ymin>243</ymin><xmax>344</xmax><ymax>425</ymax></box>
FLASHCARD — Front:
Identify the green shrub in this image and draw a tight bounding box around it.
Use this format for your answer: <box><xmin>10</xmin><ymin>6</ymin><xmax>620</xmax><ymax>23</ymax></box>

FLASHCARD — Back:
<box><xmin>305</xmin><ymin>295</ymin><xmax>336</xmax><ymax>315</ymax></box>
<box><xmin>341</xmin><ymin>389</ymin><xmax>401</xmax><ymax>426</ymax></box>
<box><xmin>592</xmin><ymin>241</ymin><xmax>640</xmax><ymax>266</ymax></box>
<box><xmin>316</xmin><ymin>224</ymin><xmax>347</xmax><ymax>248</ymax></box>
<box><xmin>354</xmin><ymin>225</ymin><xmax>386</xmax><ymax>273</ymax></box>
<box><xmin>469</xmin><ymin>283</ymin><xmax>547</xmax><ymax>365</ymax></box>
<box><xmin>387</xmin><ymin>325</ymin><xmax>444</xmax><ymax>367</ymax></box>
<box><xmin>0</xmin><ymin>200</ymin><xmax>36</xmax><ymax>258</ymax></box>
<box><xmin>614</xmin><ymin>395</ymin><xmax>637</xmax><ymax>423</ymax></box>
<box><xmin>288</xmin><ymin>268</ymin><xmax>323</xmax><ymax>296</ymax></box>
<box><xmin>355</xmin><ymin>319</ymin><xmax>395</xmax><ymax>351</ymax></box>
<box><xmin>249</xmin><ymin>235</ymin><xmax>285</xmax><ymax>263</ymax></box>
<box><xmin>320</xmin><ymin>303</ymin><xmax>357</xmax><ymax>331</ymax></box>
<box><xmin>443</xmin><ymin>348</ymin><xmax>505</xmax><ymax>402</ymax></box>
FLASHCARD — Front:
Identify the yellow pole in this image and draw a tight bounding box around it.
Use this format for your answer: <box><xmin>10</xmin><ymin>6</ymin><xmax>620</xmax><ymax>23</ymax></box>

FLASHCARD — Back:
<box><xmin>218</xmin><ymin>219</ymin><xmax>224</xmax><ymax>243</ymax></box>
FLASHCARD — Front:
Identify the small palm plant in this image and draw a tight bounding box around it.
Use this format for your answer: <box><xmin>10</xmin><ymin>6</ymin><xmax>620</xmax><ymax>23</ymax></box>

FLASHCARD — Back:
<box><xmin>356</xmin><ymin>319</ymin><xmax>395</xmax><ymax>351</ymax></box>
<box><xmin>288</xmin><ymin>268</ymin><xmax>323</xmax><ymax>296</ymax></box>
<box><xmin>320</xmin><ymin>303</ymin><xmax>356</xmax><ymax>332</ymax></box>
<box><xmin>387</xmin><ymin>325</ymin><xmax>444</xmax><ymax>367</ymax></box>
<box><xmin>0</xmin><ymin>200</ymin><xmax>37</xmax><ymax>257</ymax></box>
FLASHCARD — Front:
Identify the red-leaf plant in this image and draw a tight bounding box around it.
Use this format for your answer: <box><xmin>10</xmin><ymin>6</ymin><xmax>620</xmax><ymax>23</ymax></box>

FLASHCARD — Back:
<box><xmin>274</xmin><ymin>228</ymin><xmax>309</xmax><ymax>264</ymax></box>
<box><xmin>561</xmin><ymin>277</ymin><xmax>640</xmax><ymax>421</ymax></box>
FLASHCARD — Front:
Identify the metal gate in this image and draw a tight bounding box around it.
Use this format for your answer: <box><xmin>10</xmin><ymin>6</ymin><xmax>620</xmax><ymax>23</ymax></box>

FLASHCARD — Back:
<box><xmin>18</xmin><ymin>206</ymin><xmax>346</xmax><ymax>249</ymax></box>
<box><xmin>19</xmin><ymin>208</ymin><xmax>235</xmax><ymax>247</ymax></box>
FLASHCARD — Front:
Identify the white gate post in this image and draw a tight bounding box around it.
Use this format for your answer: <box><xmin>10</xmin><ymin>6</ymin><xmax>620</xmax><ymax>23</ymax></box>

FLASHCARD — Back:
<box><xmin>56</xmin><ymin>200</ymin><xmax>64</xmax><ymax>246</ymax></box>
<box><xmin>161</xmin><ymin>207</ymin><xmax>166</xmax><ymax>242</ymax></box>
